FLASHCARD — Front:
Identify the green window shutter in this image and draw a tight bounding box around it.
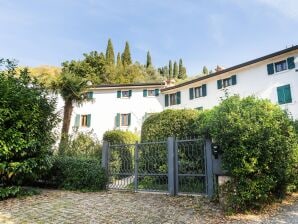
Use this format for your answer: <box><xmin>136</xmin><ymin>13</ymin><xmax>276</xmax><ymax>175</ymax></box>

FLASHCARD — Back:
<box><xmin>202</xmin><ymin>84</ymin><xmax>207</xmax><ymax>96</ymax></box>
<box><xmin>143</xmin><ymin>89</ymin><xmax>147</xmax><ymax>97</ymax></box>
<box><xmin>217</xmin><ymin>80</ymin><xmax>222</xmax><ymax>89</ymax></box>
<box><xmin>128</xmin><ymin>113</ymin><xmax>131</xmax><ymax>126</ymax></box>
<box><xmin>74</xmin><ymin>114</ymin><xmax>80</xmax><ymax>127</ymax></box>
<box><xmin>155</xmin><ymin>89</ymin><xmax>160</xmax><ymax>96</ymax></box>
<box><xmin>189</xmin><ymin>88</ymin><xmax>194</xmax><ymax>100</ymax></box>
<box><xmin>176</xmin><ymin>91</ymin><xmax>181</xmax><ymax>105</ymax></box>
<box><xmin>277</xmin><ymin>86</ymin><xmax>284</xmax><ymax>104</ymax></box>
<box><xmin>231</xmin><ymin>75</ymin><xmax>237</xmax><ymax>85</ymax></box>
<box><xmin>267</xmin><ymin>63</ymin><xmax>274</xmax><ymax>75</ymax></box>
<box><xmin>165</xmin><ymin>94</ymin><xmax>169</xmax><ymax>107</ymax></box>
<box><xmin>287</xmin><ymin>57</ymin><xmax>295</xmax><ymax>69</ymax></box>
<box><xmin>86</xmin><ymin>114</ymin><xmax>91</xmax><ymax>127</ymax></box>
<box><xmin>129</xmin><ymin>90</ymin><xmax>132</xmax><ymax>97</ymax></box>
<box><xmin>117</xmin><ymin>91</ymin><xmax>121</xmax><ymax>98</ymax></box>
<box><xmin>87</xmin><ymin>92</ymin><xmax>93</xmax><ymax>99</ymax></box>
<box><xmin>116</xmin><ymin>113</ymin><xmax>120</xmax><ymax>127</ymax></box>
<box><xmin>284</xmin><ymin>85</ymin><xmax>292</xmax><ymax>103</ymax></box>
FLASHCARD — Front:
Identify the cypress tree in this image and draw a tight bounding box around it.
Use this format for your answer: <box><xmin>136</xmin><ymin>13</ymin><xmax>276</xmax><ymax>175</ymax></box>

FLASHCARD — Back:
<box><xmin>203</xmin><ymin>66</ymin><xmax>208</xmax><ymax>75</ymax></box>
<box><xmin>173</xmin><ymin>61</ymin><xmax>178</xmax><ymax>78</ymax></box>
<box><xmin>178</xmin><ymin>59</ymin><xmax>183</xmax><ymax>78</ymax></box>
<box><xmin>146</xmin><ymin>51</ymin><xmax>152</xmax><ymax>68</ymax></box>
<box><xmin>181</xmin><ymin>66</ymin><xmax>187</xmax><ymax>79</ymax></box>
<box><xmin>121</xmin><ymin>41</ymin><xmax>132</xmax><ymax>66</ymax></box>
<box><xmin>116</xmin><ymin>52</ymin><xmax>122</xmax><ymax>67</ymax></box>
<box><xmin>169</xmin><ymin>60</ymin><xmax>173</xmax><ymax>78</ymax></box>
<box><xmin>105</xmin><ymin>38</ymin><xmax>115</xmax><ymax>65</ymax></box>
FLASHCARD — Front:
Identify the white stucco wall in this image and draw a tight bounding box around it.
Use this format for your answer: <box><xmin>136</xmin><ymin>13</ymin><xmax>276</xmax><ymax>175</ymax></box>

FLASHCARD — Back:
<box><xmin>164</xmin><ymin>51</ymin><xmax>298</xmax><ymax>119</ymax></box>
<box><xmin>70</xmin><ymin>86</ymin><xmax>164</xmax><ymax>140</ymax></box>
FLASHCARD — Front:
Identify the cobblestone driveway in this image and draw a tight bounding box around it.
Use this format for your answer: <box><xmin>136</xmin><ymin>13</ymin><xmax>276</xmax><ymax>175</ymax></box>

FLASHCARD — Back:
<box><xmin>0</xmin><ymin>190</ymin><xmax>297</xmax><ymax>224</ymax></box>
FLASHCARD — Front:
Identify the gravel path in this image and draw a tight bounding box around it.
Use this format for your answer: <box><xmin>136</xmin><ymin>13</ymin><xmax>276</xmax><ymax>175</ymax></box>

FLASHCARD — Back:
<box><xmin>0</xmin><ymin>190</ymin><xmax>297</xmax><ymax>224</ymax></box>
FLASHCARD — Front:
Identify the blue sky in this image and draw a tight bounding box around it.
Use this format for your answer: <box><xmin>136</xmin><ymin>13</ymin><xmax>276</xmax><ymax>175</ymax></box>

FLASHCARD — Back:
<box><xmin>0</xmin><ymin>0</ymin><xmax>297</xmax><ymax>76</ymax></box>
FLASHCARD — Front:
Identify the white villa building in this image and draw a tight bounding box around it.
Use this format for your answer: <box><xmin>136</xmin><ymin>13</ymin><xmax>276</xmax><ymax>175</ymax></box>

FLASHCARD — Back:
<box><xmin>69</xmin><ymin>45</ymin><xmax>298</xmax><ymax>140</ymax></box>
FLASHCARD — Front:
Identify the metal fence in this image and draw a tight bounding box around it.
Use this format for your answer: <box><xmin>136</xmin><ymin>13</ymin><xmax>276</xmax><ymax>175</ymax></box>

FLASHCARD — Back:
<box><xmin>102</xmin><ymin>137</ymin><xmax>214</xmax><ymax>197</ymax></box>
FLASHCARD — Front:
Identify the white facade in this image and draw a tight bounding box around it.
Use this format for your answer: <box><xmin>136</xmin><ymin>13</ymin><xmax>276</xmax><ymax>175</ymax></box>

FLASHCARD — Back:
<box><xmin>68</xmin><ymin>46</ymin><xmax>298</xmax><ymax>140</ymax></box>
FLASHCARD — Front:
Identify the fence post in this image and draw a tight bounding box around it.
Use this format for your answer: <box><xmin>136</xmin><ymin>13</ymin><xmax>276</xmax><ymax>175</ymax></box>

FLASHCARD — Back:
<box><xmin>102</xmin><ymin>141</ymin><xmax>109</xmax><ymax>171</ymax></box>
<box><xmin>205</xmin><ymin>138</ymin><xmax>214</xmax><ymax>198</ymax></box>
<box><xmin>134</xmin><ymin>141</ymin><xmax>139</xmax><ymax>192</ymax></box>
<box><xmin>168</xmin><ymin>137</ymin><xmax>177</xmax><ymax>196</ymax></box>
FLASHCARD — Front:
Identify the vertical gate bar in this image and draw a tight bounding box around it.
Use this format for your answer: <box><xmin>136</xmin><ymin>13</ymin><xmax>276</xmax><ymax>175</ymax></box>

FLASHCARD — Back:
<box><xmin>102</xmin><ymin>141</ymin><xmax>109</xmax><ymax>171</ymax></box>
<box><xmin>205</xmin><ymin>138</ymin><xmax>214</xmax><ymax>198</ymax></box>
<box><xmin>134</xmin><ymin>141</ymin><xmax>139</xmax><ymax>192</ymax></box>
<box><xmin>174</xmin><ymin>139</ymin><xmax>179</xmax><ymax>195</ymax></box>
<box><xmin>167</xmin><ymin>137</ymin><xmax>176</xmax><ymax>196</ymax></box>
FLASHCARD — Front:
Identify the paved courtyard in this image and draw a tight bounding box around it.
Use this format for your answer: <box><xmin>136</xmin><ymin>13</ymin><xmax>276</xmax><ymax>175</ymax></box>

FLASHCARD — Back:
<box><xmin>0</xmin><ymin>190</ymin><xmax>297</xmax><ymax>224</ymax></box>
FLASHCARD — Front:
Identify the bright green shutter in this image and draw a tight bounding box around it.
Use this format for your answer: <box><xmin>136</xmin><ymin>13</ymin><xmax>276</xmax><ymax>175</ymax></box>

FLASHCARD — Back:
<box><xmin>87</xmin><ymin>92</ymin><xmax>93</xmax><ymax>99</ymax></box>
<box><xmin>165</xmin><ymin>94</ymin><xmax>169</xmax><ymax>107</ymax></box>
<box><xmin>128</xmin><ymin>113</ymin><xmax>131</xmax><ymax>126</ymax></box>
<box><xmin>117</xmin><ymin>91</ymin><xmax>121</xmax><ymax>98</ymax></box>
<box><xmin>116</xmin><ymin>113</ymin><xmax>120</xmax><ymax>127</ymax></box>
<box><xmin>129</xmin><ymin>90</ymin><xmax>132</xmax><ymax>97</ymax></box>
<box><xmin>86</xmin><ymin>114</ymin><xmax>91</xmax><ymax>127</ymax></box>
<box><xmin>284</xmin><ymin>85</ymin><xmax>292</xmax><ymax>103</ymax></box>
<box><xmin>74</xmin><ymin>114</ymin><xmax>80</xmax><ymax>127</ymax></box>
<box><xmin>267</xmin><ymin>63</ymin><xmax>274</xmax><ymax>75</ymax></box>
<box><xmin>202</xmin><ymin>84</ymin><xmax>207</xmax><ymax>96</ymax></box>
<box><xmin>176</xmin><ymin>92</ymin><xmax>181</xmax><ymax>105</ymax></box>
<box><xmin>143</xmin><ymin>89</ymin><xmax>147</xmax><ymax>97</ymax></box>
<box><xmin>217</xmin><ymin>80</ymin><xmax>222</xmax><ymax>89</ymax></box>
<box><xmin>189</xmin><ymin>88</ymin><xmax>194</xmax><ymax>100</ymax></box>
<box><xmin>155</xmin><ymin>89</ymin><xmax>160</xmax><ymax>96</ymax></box>
<box><xmin>231</xmin><ymin>75</ymin><xmax>237</xmax><ymax>85</ymax></box>
<box><xmin>287</xmin><ymin>57</ymin><xmax>295</xmax><ymax>69</ymax></box>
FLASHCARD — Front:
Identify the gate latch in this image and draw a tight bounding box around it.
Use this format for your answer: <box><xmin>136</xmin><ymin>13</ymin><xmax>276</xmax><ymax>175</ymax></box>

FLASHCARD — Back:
<box><xmin>211</xmin><ymin>143</ymin><xmax>221</xmax><ymax>159</ymax></box>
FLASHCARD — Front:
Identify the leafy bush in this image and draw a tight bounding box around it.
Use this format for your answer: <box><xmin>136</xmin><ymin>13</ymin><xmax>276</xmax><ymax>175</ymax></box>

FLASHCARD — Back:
<box><xmin>43</xmin><ymin>156</ymin><xmax>107</xmax><ymax>191</ymax></box>
<box><xmin>141</xmin><ymin>109</ymin><xmax>200</xmax><ymax>142</ymax></box>
<box><xmin>200</xmin><ymin>96</ymin><xmax>298</xmax><ymax>212</ymax></box>
<box><xmin>59</xmin><ymin>129</ymin><xmax>102</xmax><ymax>159</ymax></box>
<box><xmin>0</xmin><ymin>186</ymin><xmax>41</xmax><ymax>200</ymax></box>
<box><xmin>0</xmin><ymin>60</ymin><xmax>59</xmax><ymax>187</ymax></box>
<box><xmin>103</xmin><ymin>130</ymin><xmax>139</xmax><ymax>177</ymax></box>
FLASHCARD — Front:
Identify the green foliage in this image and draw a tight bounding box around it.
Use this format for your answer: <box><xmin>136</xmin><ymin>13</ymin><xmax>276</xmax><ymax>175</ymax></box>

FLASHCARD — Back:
<box><xmin>173</xmin><ymin>61</ymin><xmax>178</xmax><ymax>78</ymax></box>
<box><xmin>103</xmin><ymin>130</ymin><xmax>139</xmax><ymax>145</ymax></box>
<box><xmin>0</xmin><ymin>60</ymin><xmax>59</xmax><ymax>187</ymax></box>
<box><xmin>202</xmin><ymin>66</ymin><xmax>208</xmax><ymax>75</ymax></box>
<box><xmin>178</xmin><ymin>59</ymin><xmax>187</xmax><ymax>79</ymax></box>
<box><xmin>169</xmin><ymin>60</ymin><xmax>173</xmax><ymax>78</ymax></box>
<box><xmin>44</xmin><ymin>156</ymin><xmax>107</xmax><ymax>191</ymax></box>
<box><xmin>0</xmin><ymin>186</ymin><xmax>40</xmax><ymax>200</ymax></box>
<box><xmin>198</xmin><ymin>96</ymin><xmax>298</xmax><ymax>211</ymax></box>
<box><xmin>141</xmin><ymin>109</ymin><xmax>200</xmax><ymax>142</ymax></box>
<box><xmin>146</xmin><ymin>51</ymin><xmax>152</xmax><ymax>68</ymax></box>
<box><xmin>106</xmin><ymin>38</ymin><xmax>115</xmax><ymax>65</ymax></box>
<box><xmin>121</xmin><ymin>41</ymin><xmax>132</xmax><ymax>66</ymax></box>
<box><xmin>59</xmin><ymin>129</ymin><xmax>102</xmax><ymax>159</ymax></box>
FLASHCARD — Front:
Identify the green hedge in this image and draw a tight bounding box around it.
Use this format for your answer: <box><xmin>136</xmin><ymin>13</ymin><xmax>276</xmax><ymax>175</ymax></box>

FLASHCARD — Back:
<box><xmin>201</xmin><ymin>96</ymin><xmax>298</xmax><ymax>212</ymax></box>
<box><xmin>141</xmin><ymin>109</ymin><xmax>200</xmax><ymax>142</ymax></box>
<box><xmin>43</xmin><ymin>156</ymin><xmax>107</xmax><ymax>191</ymax></box>
<box><xmin>103</xmin><ymin>130</ymin><xmax>139</xmax><ymax>144</ymax></box>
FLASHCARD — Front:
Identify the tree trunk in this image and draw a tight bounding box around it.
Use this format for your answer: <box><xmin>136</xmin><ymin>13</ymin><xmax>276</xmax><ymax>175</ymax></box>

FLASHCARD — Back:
<box><xmin>59</xmin><ymin>98</ymin><xmax>73</xmax><ymax>153</ymax></box>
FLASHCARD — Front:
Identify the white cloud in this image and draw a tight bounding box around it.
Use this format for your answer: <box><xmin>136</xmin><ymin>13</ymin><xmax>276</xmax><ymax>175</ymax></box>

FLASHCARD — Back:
<box><xmin>254</xmin><ymin>0</ymin><xmax>298</xmax><ymax>21</ymax></box>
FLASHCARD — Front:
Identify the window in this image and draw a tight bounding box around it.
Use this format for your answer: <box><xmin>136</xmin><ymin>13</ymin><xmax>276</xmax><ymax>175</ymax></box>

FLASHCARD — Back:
<box><xmin>189</xmin><ymin>84</ymin><xmax>207</xmax><ymax>100</ymax></box>
<box><xmin>81</xmin><ymin>115</ymin><xmax>88</xmax><ymax>127</ymax></box>
<box><xmin>217</xmin><ymin>75</ymin><xmax>237</xmax><ymax>89</ymax></box>
<box><xmin>74</xmin><ymin>114</ymin><xmax>91</xmax><ymax>128</ymax></box>
<box><xmin>165</xmin><ymin>92</ymin><xmax>181</xmax><ymax>107</ymax></box>
<box><xmin>275</xmin><ymin>60</ymin><xmax>287</xmax><ymax>73</ymax></box>
<box><xmin>117</xmin><ymin>90</ymin><xmax>132</xmax><ymax>98</ymax></box>
<box><xmin>277</xmin><ymin>84</ymin><xmax>292</xmax><ymax>105</ymax></box>
<box><xmin>267</xmin><ymin>57</ymin><xmax>295</xmax><ymax>75</ymax></box>
<box><xmin>143</xmin><ymin>89</ymin><xmax>160</xmax><ymax>97</ymax></box>
<box><xmin>86</xmin><ymin>92</ymin><xmax>93</xmax><ymax>99</ymax></box>
<box><xmin>116</xmin><ymin>113</ymin><xmax>131</xmax><ymax>127</ymax></box>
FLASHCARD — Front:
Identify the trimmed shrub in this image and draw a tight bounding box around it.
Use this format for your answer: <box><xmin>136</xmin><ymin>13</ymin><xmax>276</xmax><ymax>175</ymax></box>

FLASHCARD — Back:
<box><xmin>43</xmin><ymin>156</ymin><xmax>107</xmax><ymax>191</ymax></box>
<box><xmin>200</xmin><ymin>96</ymin><xmax>298</xmax><ymax>212</ymax></box>
<box><xmin>103</xmin><ymin>130</ymin><xmax>139</xmax><ymax>177</ymax></box>
<box><xmin>0</xmin><ymin>60</ymin><xmax>59</xmax><ymax>187</ymax></box>
<box><xmin>141</xmin><ymin>109</ymin><xmax>200</xmax><ymax>142</ymax></box>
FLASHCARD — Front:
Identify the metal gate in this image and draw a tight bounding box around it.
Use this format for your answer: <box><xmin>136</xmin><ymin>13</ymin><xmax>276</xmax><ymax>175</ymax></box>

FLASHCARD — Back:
<box><xmin>102</xmin><ymin>137</ymin><xmax>214</xmax><ymax>197</ymax></box>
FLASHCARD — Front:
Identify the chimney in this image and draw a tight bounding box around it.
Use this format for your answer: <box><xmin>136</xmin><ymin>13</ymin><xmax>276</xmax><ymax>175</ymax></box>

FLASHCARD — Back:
<box><xmin>215</xmin><ymin>65</ymin><xmax>225</xmax><ymax>72</ymax></box>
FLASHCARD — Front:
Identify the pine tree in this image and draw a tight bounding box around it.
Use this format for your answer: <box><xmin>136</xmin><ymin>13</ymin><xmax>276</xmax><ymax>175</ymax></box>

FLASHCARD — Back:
<box><xmin>202</xmin><ymin>66</ymin><xmax>208</xmax><ymax>75</ymax></box>
<box><xmin>173</xmin><ymin>61</ymin><xmax>178</xmax><ymax>78</ymax></box>
<box><xmin>146</xmin><ymin>51</ymin><xmax>152</xmax><ymax>68</ymax></box>
<box><xmin>116</xmin><ymin>52</ymin><xmax>122</xmax><ymax>67</ymax></box>
<box><xmin>121</xmin><ymin>41</ymin><xmax>132</xmax><ymax>66</ymax></box>
<box><xmin>178</xmin><ymin>59</ymin><xmax>183</xmax><ymax>78</ymax></box>
<box><xmin>105</xmin><ymin>38</ymin><xmax>115</xmax><ymax>65</ymax></box>
<box><xmin>169</xmin><ymin>60</ymin><xmax>173</xmax><ymax>78</ymax></box>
